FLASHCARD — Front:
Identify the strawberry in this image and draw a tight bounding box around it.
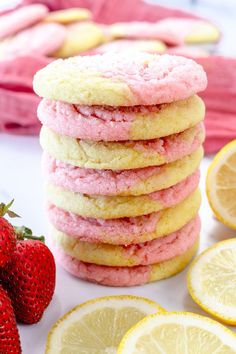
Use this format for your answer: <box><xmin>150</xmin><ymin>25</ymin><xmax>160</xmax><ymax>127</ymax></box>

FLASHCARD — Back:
<box><xmin>0</xmin><ymin>284</ymin><xmax>21</xmax><ymax>354</ymax></box>
<box><xmin>0</xmin><ymin>227</ymin><xmax>56</xmax><ymax>324</ymax></box>
<box><xmin>0</xmin><ymin>200</ymin><xmax>19</xmax><ymax>268</ymax></box>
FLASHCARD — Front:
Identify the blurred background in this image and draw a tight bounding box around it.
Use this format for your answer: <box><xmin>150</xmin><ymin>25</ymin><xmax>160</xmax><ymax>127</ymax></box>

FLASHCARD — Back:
<box><xmin>0</xmin><ymin>0</ymin><xmax>236</xmax><ymax>154</ymax></box>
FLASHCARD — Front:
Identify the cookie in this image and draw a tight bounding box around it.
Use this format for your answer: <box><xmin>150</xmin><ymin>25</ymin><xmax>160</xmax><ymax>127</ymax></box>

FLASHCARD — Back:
<box><xmin>33</xmin><ymin>53</ymin><xmax>207</xmax><ymax>106</ymax></box>
<box><xmin>155</xmin><ymin>18</ymin><xmax>220</xmax><ymax>45</ymax></box>
<box><xmin>52</xmin><ymin>22</ymin><xmax>104</xmax><ymax>58</ymax></box>
<box><xmin>0</xmin><ymin>4</ymin><xmax>48</xmax><ymax>40</ymax></box>
<box><xmin>46</xmin><ymin>172</ymin><xmax>199</xmax><ymax>219</ymax></box>
<box><xmin>48</xmin><ymin>189</ymin><xmax>201</xmax><ymax>244</ymax></box>
<box><xmin>109</xmin><ymin>19</ymin><xmax>220</xmax><ymax>45</ymax></box>
<box><xmin>44</xmin><ymin>8</ymin><xmax>91</xmax><ymax>24</ymax></box>
<box><xmin>40</xmin><ymin>123</ymin><xmax>205</xmax><ymax>170</ymax></box>
<box><xmin>93</xmin><ymin>39</ymin><xmax>166</xmax><ymax>54</ymax></box>
<box><xmin>38</xmin><ymin>94</ymin><xmax>205</xmax><ymax>141</ymax></box>
<box><xmin>0</xmin><ymin>23</ymin><xmax>66</xmax><ymax>58</ymax></box>
<box><xmin>51</xmin><ymin>215</ymin><xmax>200</xmax><ymax>267</ymax></box>
<box><xmin>53</xmin><ymin>239</ymin><xmax>199</xmax><ymax>286</ymax></box>
<box><xmin>43</xmin><ymin>147</ymin><xmax>203</xmax><ymax>196</ymax></box>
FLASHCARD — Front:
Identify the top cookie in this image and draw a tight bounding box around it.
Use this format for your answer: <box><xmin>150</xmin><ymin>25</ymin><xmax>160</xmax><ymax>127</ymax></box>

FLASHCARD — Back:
<box><xmin>33</xmin><ymin>53</ymin><xmax>207</xmax><ymax>106</ymax></box>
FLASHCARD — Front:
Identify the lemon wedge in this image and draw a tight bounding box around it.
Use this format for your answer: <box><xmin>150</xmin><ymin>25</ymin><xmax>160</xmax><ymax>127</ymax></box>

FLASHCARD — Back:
<box><xmin>206</xmin><ymin>140</ymin><xmax>236</xmax><ymax>229</ymax></box>
<box><xmin>45</xmin><ymin>295</ymin><xmax>164</xmax><ymax>353</ymax></box>
<box><xmin>188</xmin><ymin>238</ymin><xmax>236</xmax><ymax>325</ymax></box>
<box><xmin>117</xmin><ymin>312</ymin><xmax>236</xmax><ymax>353</ymax></box>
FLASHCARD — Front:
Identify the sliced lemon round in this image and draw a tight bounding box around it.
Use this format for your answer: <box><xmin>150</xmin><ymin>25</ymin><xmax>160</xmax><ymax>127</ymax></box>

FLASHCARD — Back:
<box><xmin>206</xmin><ymin>139</ymin><xmax>236</xmax><ymax>229</ymax></box>
<box><xmin>45</xmin><ymin>295</ymin><xmax>164</xmax><ymax>353</ymax></box>
<box><xmin>188</xmin><ymin>238</ymin><xmax>236</xmax><ymax>325</ymax></box>
<box><xmin>117</xmin><ymin>312</ymin><xmax>236</xmax><ymax>353</ymax></box>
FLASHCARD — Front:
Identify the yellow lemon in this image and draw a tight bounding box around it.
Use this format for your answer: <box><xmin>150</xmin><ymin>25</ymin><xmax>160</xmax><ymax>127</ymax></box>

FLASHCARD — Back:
<box><xmin>188</xmin><ymin>238</ymin><xmax>236</xmax><ymax>325</ymax></box>
<box><xmin>45</xmin><ymin>295</ymin><xmax>164</xmax><ymax>353</ymax></box>
<box><xmin>206</xmin><ymin>139</ymin><xmax>236</xmax><ymax>229</ymax></box>
<box><xmin>118</xmin><ymin>312</ymin><xmax>236</xmax><ymax>353</ymax></box>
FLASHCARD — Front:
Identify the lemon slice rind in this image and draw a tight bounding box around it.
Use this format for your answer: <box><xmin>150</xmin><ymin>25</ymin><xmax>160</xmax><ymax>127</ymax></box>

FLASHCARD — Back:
<box><xmin>117</xmin><ymin>312</ymin><xmax>236</xmax><ymax>354</ymax></box>
<box><xmin>188</xmin><ymin>239</ymin><xmax>236</xmax><ymax>325</ymax></box>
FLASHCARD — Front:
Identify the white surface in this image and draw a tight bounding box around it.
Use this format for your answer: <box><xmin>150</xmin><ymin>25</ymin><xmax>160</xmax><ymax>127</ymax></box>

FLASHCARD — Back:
<box><xmin>0</xmin><ymin>134</ymin><xmax>236</xmax><ymax>353</ymax></box>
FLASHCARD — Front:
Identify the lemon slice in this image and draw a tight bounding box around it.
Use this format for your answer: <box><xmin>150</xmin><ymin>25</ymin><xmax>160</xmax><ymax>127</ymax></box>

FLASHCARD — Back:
<box><xmin>45</xmin><ymin>295</ymin><xmax>164</xmax><ymax>353</ymax></box>
<box><xmin>188</xmin><ymin>238</ymin><xmax>236</xmax><ymax>325</ymax></box>
<box><xmin>206</xmin><ymin>140</ymin><xmax>236</xmax><ymax>229</ymax></box>
<box><xmin>117</xmin><ymin>312</ymin><xmax>236</xmax><ymax>353</ymax></box>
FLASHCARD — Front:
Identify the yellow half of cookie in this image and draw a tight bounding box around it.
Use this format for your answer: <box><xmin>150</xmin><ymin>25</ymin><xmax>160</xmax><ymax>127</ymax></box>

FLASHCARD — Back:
<box><xmin>52</xmin><ymin>22</ymin><xmax>104</xmax><ymax>58</ymax></box>
<box><xmin>186</xmin><ymin>22</ymin><xmax>220</xmax><ymax>44</ymax></box>
<box><xmin>44</xmin><ymin>8</ymin><xmax>91</xmax><ymax>24</ymax></box>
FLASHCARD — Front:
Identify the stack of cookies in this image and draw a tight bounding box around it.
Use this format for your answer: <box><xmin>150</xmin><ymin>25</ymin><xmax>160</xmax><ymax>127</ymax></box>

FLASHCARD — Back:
<box><xmin>33</xmin><ymin>53</ymin><xmax>207</xmax><ymax>287</ymax></box>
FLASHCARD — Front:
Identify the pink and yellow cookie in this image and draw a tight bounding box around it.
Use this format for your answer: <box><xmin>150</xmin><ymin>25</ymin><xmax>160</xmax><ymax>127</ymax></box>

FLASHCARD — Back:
<box><xmin>43</xmin><ymin>147</ymin><xmax>203</xmax><ymax>196</ymax></box>
<box><xmin>154</xmin><ymin>18</ymin><xmax>220</xmax><ymax>45</ymax></box>
<box><xmin>0</xmin><ymin>23</ymin><xmax>66</xmax><ymax>58</ymax></box>
<box><xmin>43</xmin><ymin>8</ymin><xmax>91</xmax><ymax>24</ymax></box>
<box><xmin>0</xmin><ymin>4</ymin><xmax>48</xmax><ymax>40</ymax></box>
<box><xmin>48</xmin><ymin>189</ymin><xmax>201</xmax><ymax>245</ymax></box>
<box><xmin>40</xmin><ymin>123</ymin><xmax>204</xmax><ymax>170</ymax></box>
<box><xmin>51</xmin><ymin>215</ymin><xmax>200</xmax><ymax>267</ymax></box>
<box><xmin>45</xmin><ymin>171</ymin><xmax>199</xmax><ymax>219</ymax></box>
<box><xmin>38</xmin><ymin>95</ymin><xmax>204</xmax><ymax>141</ymax></box>
<box><xmin>33</xmin><ymin>53</ymin><xmax>207</xmax><ymax>106</ymax></box>
<box><xmin>109</xmin><ymin>19</ymin><xmax>220</xmax><ymax>45</ymax></box>
<box><xmin>53</xmin><ymin>239</ymin><xmax>199</xmax><ymax>287</ymax></box>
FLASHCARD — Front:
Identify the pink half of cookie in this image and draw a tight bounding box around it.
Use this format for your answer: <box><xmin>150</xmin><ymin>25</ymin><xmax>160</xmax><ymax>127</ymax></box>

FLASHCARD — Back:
<box><xmin>38</xmin><ymin>98</ymin><xmax>136</xmax><ymax>141</ymax></box>
<box><xmin>53</xmin><ymin>216</ymin><xmax>199</xmax><ymax>287</ymax></box>
<box><xmin>42</xmin><ymin>153</ymin><xmax>164</xmax><ymax>196</ymax></box>
<box><xmin>1</xmin><ymin>23</ymin><xmax>66</xmax><ymax>58</ymax></box>
<box><xmin>48</xmin><ymin>204</ymin><xmax>163</xmax><ymax>244</ymax></box>
<box><xmin>54</xmin><ymin>245</ymin><xmax>151</xmax><ymax>287</ymax></box>
<box><xmin>110</xmin><ymin>21</ymin><xmax>184</xmax><ymax>44</ymax></box>
<box><xmin>43</xmin><ymin>145</ymin><xmax>199</xmax><ymax>197</ymax></box>
<box><xmin>0</xmin><ymin>4</ymin><xmax>48</xmax><ymax>40</ymax></box>
<box><xmin>85</xmin><ymin>53</ymin><xmax>207</xmax><ymax>105</ymax></box>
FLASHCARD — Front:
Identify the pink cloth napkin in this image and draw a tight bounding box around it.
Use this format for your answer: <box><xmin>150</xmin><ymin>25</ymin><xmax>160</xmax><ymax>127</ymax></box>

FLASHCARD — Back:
<box><xmin>195</xmin><ymin>56</ymin><xmax>236</xmax><ymax>153</ymax></box>
<box><xmin>0</xmin><ymin>55</ymin><xmax>51</xmax><ymax>135</ymax></box>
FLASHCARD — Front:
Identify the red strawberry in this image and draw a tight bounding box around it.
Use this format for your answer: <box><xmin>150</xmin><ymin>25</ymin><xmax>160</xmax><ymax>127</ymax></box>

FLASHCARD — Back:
<box><xmin>0</xmin><ymin>227</ymin><xmax>56</xmax><ymax>324</ymax></box>
<box><xmin>0</xmin><ymin>284</ymin><xmax>21</xmax><ymax>354</ymax></box>
<box><xmin>0</xmin><ymin>200</ymin><xmax>19</xmax><ymax>268</ymax></box>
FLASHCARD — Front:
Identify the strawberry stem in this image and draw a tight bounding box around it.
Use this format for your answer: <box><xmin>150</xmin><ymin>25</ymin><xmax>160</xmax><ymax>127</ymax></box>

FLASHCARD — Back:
<box><xmin>0</xmin><ymin>199</ymin><xmax>20</xmax><ymax>218</ymax></box>
<box><xmin>14</xmin><ymin>226</ymin><xmax>45</xmax><ymax>243</ymax></box>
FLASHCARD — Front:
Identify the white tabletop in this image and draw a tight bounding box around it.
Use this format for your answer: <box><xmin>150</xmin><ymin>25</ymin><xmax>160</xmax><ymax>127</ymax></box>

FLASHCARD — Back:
<box><xmin>0</xmin><ymin>134</ymin><xmax>236</xmax><ymax>353</ymax></box>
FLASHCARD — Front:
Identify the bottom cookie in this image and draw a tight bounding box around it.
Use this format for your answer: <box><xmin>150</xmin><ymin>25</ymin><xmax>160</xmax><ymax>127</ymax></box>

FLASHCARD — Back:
<box><xmin>54</xmin><ymin>240</ymin><xmax>199</xmax><ymax>287</ymax></box>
